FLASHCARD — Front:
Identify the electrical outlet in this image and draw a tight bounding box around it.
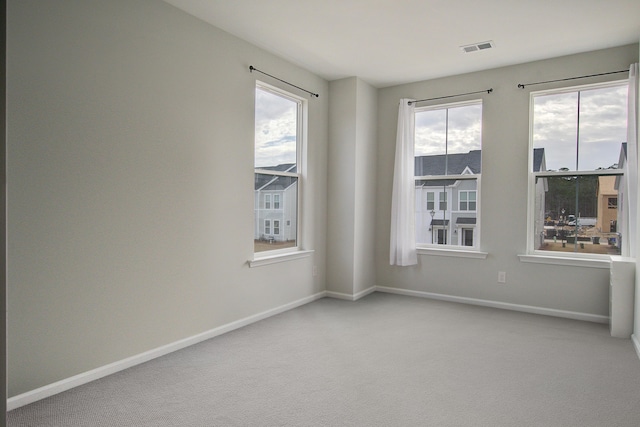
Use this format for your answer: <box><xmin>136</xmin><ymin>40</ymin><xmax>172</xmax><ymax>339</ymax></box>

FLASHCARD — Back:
<box><xmin>498</xmin><ymin>271</ymin><xmax>506</xmax><ymax>283</ymax></box>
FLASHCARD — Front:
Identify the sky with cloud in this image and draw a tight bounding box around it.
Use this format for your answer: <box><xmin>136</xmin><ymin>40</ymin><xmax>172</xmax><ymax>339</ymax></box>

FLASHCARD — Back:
<box><xmin>533</xmin><ymin>84</ymin><xmax>628</xmax><ymax>171</ymax></box>
<box><xmin>254</xmin><ymin>83</ymin><xmax>627</xmax><ymax>173</ymax></box>
<box><xmin>415</xmin><ymin>103</ymin><xmax>482</xmax><ymax>157</ymax></box>
<box><xmin>254</xmin><ymin>88</ymin><xmax>298</xmax><ymax>168</ymax></box>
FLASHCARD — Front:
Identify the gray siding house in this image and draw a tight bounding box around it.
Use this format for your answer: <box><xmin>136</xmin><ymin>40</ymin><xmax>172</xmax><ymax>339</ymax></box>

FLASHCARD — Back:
<box><xmin>254</xmin><ymin>164</ymin><xmax>298</xmax><ymax>243</ymax></box>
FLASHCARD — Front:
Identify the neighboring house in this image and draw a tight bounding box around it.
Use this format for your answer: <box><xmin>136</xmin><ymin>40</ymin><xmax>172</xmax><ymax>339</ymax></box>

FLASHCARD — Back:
<box><xmin>615</xmin><ymin>143</ymin><xmax>627</xmax><ymax>251</ymax></box>
<box><xmin>254</xmin><ymin>164</ymin><xmax>298</xmax><ymax>243</ymax></box>
<box><xmin>415</xmin><ymin>150</ymin><xmax>482</xmax><ymax>246</ymax></box>
<box><xmin>597</xmin><ymin>175</ymin><xmax>618</xmax><ymax>233</ymax></box>
<box><xmin>415</xmin><ymin>148</ymin><xmax>546</xmax><ymax>247</ymax></box>
<box><xmin>533</xmin><ymin>148</ymin><xmax>547</xmax><ymax>249</ymax></box>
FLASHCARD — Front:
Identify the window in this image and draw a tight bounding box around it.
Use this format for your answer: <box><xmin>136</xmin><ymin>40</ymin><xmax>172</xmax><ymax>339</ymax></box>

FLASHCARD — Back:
<box><xmin>459</xmin><ymin>191</ymin><xmax>476</xmax><ymax>211</ymax></box>
<box><xmin>254</xmin><ymin>83</ymin><xmax>303</xmax><ymax>253</ymax></box>
<box><xmin>529</xmin><ymin>81</ymin><xmax>627</xmax><ymax>256</ymax></box>
<box><xmin>426</xmin><ymin>192</ymin><xmax>434</xmax><ymax>210</ymax></box>
<box><xmin>439</xmin><ymin>192</ymin><xmax>447</xmax><ymax>211</ymax></box>
<box><xmin>415</xmin><ymin>100</ymin><xmax>482</xmax><ymax>248</ymax></box>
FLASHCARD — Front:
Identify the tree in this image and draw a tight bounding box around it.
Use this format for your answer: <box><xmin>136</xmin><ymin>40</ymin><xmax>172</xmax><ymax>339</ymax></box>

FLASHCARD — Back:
<box><xmin>545</xmin><ymin>168</ymin><xmax>597</xmax><ymax>219</ymax></box>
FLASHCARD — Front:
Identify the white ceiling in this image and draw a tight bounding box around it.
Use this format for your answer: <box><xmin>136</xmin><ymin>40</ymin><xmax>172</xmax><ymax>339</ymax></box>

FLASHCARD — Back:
<box><xmin>163</xmin><ymin>0</ymin><xmax>640</xmax><ymax>88</ymax></box>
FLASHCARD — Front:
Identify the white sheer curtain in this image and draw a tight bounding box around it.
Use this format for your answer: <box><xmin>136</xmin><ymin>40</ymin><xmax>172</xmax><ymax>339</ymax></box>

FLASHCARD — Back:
<box><xmin>390</xmin><ymin>99</ymin><xmax>418</xmax><ymax>266</ymax></box>
<box><xmin>625</xmin><ymin>63</ymin><xmax>638</xmax><ymax>258</ymax></box>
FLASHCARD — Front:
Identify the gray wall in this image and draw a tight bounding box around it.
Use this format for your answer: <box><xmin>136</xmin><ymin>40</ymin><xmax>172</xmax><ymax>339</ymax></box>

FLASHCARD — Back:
<box><xmin>7</xmin><ymin>0</ymin><xmax>328</xmax><ymax>397</ymax></box>
<box><xmin>635</xmin><ymin>42</ymin><xmax>640</xmax><ymax>343</ymax></box>
<box><xmin>375</xmin><ymin>44</ymin><xmax>639</xmax><ymax>317</ymax></box>
<box><xmin>1</xmin><ymin>0</ymin><xmax>7</xmax><ymax>423</ymax></box>
<box><xmin>327</xmin><ymin>77</ymin><xmax>377</xmax><ymax>297</ymax></box>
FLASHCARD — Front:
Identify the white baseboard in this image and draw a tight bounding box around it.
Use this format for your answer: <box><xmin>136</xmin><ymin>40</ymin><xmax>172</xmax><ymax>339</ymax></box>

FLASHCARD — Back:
<box><xmin>7</xmin><ymin>291</ymin><xmax>327</xmax><ymax>411</ymax></box>
<box><xmin>375</xmin><ymin>286</ymin><xmax>609</xmax><ymax>324</ymax></box>
<box><xmin>326</xmin><ymin>286</ymin><xmax>376</xmax><ymax>301</ymax></box>
<box><xmin>632</xmin><ymin>334</ymin><xmax>640</xmax><ymax>361</ymax></box>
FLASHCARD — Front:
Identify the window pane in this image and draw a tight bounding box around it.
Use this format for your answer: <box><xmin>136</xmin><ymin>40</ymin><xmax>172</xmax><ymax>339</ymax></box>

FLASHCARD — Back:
<box><xmin>533</xmin><ymin>85</ymin><xmax>627</xmax><ymax>172</ymax></box>
<box><xmin>439</xmin><ymin>192</ymin><xmax>447</xmax><ymax>210</ymax></box>
<box><xmin>255</xmin><ymin>87</ymin><xmax>298</xmax><ymax>169</ymax></box>
<box><xmin>254</xmin><ymin>174</ymin><xmax>298</xmax><ymax>253</ymax></box>
<box><xmin>577</xmin><ymin>86</ymin><xmax>627</xmax><ymax>171</ymax></box>
<box><xmin>534</xmin><ymin>175</ymin><xmax>620</xmax><ymax>255</ymax></box>
<box><xmin>446</xmin><ymin>104</ymin><xmax>482</xmax><ymax>154</ymax></box>
<box><xmin>415</xmin><ymin>109</ymin><xmax>446</xmax><ymax>157</ymax></box>
<box><xmin>533</xmin><ymin>92</ymin><xmax>578</xmax><ymax>171</ymax></box>
<box><xmin>415</xmin><ymin>104</ymin><xmax>481</xmax><ymax>157</ymax></box>
<box><xmin>414</xmin><ymin>101</ymin><xmax>481</xmax><ymax>248</ymax></box>
<box><xmin>426</xmin><ymin>192</ymin><xmax>434</xmax><ymax>210</ymax></box>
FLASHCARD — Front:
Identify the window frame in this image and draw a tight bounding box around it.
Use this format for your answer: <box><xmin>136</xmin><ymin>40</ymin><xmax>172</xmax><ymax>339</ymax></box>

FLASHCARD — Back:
<box><xmin>525</xmin><ymin>79</ymin><xmax>627</xmax><ymax>261</ymax></box>
<box><xmin>438</xmin><ymin>191</ymin><xmax>447</xmax><ymax>211</ymax></box>
<box><xmin>414</xmin><ymin>99</ymin><xmax>483</xmax><ymax>253</ymax></box>
<box><xmin>426</xmin><ymin>191</ymin><xmax>435</xmax><ymax>211</ymax></box>
<box><xmin>253</xmin><ymin>81</ymin><xmax>306</xmax><ymax>258</ymax></box>
<box><xmin>459</xmin><ymin>190</ymin><xmax>477</xmax><ymax>211</ymax></box>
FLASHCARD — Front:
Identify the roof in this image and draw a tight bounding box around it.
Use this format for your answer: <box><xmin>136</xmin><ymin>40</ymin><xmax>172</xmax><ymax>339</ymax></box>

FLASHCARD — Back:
<box><xmin>456</xmin><ymin>217</ymin><xmax>477</xmax><ymax>225</ymax></box>
<box><xmin>415</xmin><ymin>150</ymin><xmax>481</xmax><ymax>176</ymax></box>
<box><xmin>430</xmin><ymin>219</ymin><xmax>450</xmax><ymax>226</ymax></box>
<box><xmin>415</xmin><ymin>148</ymin><xmax>546</xmax><ymax>179</ymax></box>
<box><xmin>533</xmin><ymin>148</ymin><xmax>545</xmax><ymax>172</ymax></box>
<box><xmin>255</xmin><ymin>164</ymin><xmax>297</xmax><ymax>191</ymax></box>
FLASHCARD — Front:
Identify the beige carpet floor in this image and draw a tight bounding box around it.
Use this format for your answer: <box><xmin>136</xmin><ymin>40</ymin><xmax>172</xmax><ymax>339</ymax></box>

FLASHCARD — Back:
<box><xmin>8</xmin><ymin>292</ymin><xmax>640</xmax><ymax>426</ymax></box>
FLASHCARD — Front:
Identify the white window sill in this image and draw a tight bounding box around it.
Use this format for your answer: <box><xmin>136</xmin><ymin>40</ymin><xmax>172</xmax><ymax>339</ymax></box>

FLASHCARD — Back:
<box><xmin>417</xmin><ymin>247</ymin><xmax>488</xmax><ymax>259</ymax></box>
<box><xmin>249</xmin><ymin>249</ymin><xmax>314</xmax><ymax>268</ymax></box>
<box><xmin>518</xmin><ymin>253</ymin><xmax>611</xmax><ymax>269</ymax></box>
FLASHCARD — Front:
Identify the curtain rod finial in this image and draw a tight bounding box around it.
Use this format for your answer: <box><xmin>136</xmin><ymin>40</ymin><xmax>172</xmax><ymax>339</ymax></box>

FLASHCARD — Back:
<box><xmin>249</xmin><ymin>65</ymin><xmax>254</xmax><ymax>72</ymax></box>
<box><xmin>518</xmin><ymin>84</ymin><xmax>525</xmax><ymax>89</ymax></box>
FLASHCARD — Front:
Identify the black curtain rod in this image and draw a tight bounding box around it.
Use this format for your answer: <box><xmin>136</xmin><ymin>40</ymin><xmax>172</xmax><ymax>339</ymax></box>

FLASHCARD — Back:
<box><xmin>517</xmin><ymin>69</ymin><xmax>628</xmax><ymax>89</ymax></box>
<box><xmin>249</xmin><ymin>66</ymin><xmax>319</xmax><ymax>98</ymax></box>
<box><xmin>409</xmin><ymin>88</ymin><xmax>493</xmax><ymax>105</ymax></box>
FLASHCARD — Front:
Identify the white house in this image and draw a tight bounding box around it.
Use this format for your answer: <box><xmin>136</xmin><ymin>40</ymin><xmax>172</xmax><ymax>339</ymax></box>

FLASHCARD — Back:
<box><xmin>415</xmin><ymin>150</ymin><xmax>481</xmax><ymax>246</ymax></box>
<box><xmin>254</xmin><ymin>164</ymin><xmax>298</xmax><ymax>243</ymax></box>
<box><xmin>533</xmin><ymin>148</ymin><xmax>548</xmax><ymax>249</ymax></box>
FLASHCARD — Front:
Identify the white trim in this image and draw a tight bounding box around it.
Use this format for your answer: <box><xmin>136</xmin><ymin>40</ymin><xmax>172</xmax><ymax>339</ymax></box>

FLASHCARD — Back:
<box><xmin>249</xmin><ymin>249</ymin><xmax>314</xmax><ymax>268</ymax></box>
<box><xmin>416</xmin><ymin>247</ymin><xmax>488</xmax><ymax>259</ymax></box>
<box><xmin>7</xmin><ymin>291</ymin><xmax>327</xmax><ymax>411</ymax></box>
<box><xmin>326</xmin><ymin>286</ymin><xmax>376</xmax><ymax>301</ymax></box>
<box><xmin>375</xmin><ymin>286</ymin><xmax>609</xmax><ymax>324</ymax></box>
<box><xmin>518</xmin><ymin>253</ymin><xmax>611</xmax><ymax>269</ymax></box>
<box><xmin>632</xmin><ymin>334</ymin><xmax>640</xmax><ymax>361</ymax></box>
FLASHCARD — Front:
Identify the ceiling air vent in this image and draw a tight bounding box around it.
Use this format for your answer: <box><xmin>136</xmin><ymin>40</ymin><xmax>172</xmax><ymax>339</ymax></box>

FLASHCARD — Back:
<box><xmin>460</xmin><ymin>40</ymin><xmax>495</xmax><ymax>53</ymax></box>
